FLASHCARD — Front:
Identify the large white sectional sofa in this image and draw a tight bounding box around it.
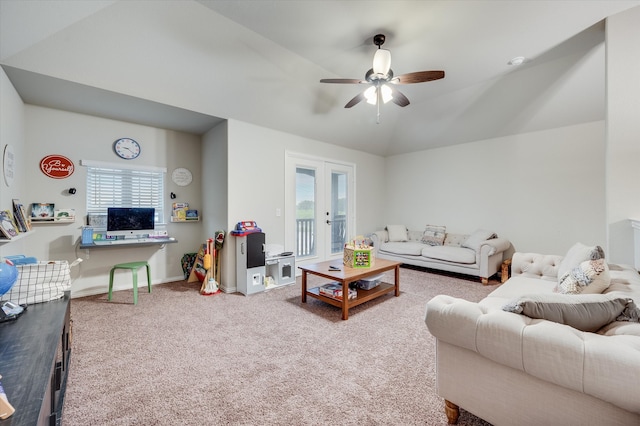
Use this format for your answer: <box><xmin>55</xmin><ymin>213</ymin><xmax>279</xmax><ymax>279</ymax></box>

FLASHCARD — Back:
<box><xmin>425</xmin><ymin>245</ymin><xmax>640</xmax><ymax>425</ymax></box>
<box><xmin>370</xmin><ymin>226</ymin><xmax>510</xmax><ymax>284</ymax></box>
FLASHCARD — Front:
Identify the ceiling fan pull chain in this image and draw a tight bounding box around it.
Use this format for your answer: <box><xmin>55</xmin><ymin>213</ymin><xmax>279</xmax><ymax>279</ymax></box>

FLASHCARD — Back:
<box><xmin>376</xmin><ymin>89</ymin><xmax>381</xmax><ymax>124</ymax></box>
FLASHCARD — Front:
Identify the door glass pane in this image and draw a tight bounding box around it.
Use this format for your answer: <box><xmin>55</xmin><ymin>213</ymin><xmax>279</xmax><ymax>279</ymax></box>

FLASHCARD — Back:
<box><xmin>330</xmin><ymin>171</ymin><xmax>347</xmax><ymax>254</ymax></box>
<box><xmin>296</xmin><ymin>167</ymin><xmax>316</xmax><ymax>257</ymax></box>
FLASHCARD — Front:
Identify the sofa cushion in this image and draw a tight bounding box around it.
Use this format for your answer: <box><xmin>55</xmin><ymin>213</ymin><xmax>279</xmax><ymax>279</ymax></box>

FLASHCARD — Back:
<box><xmin>557</xmin><ymin>243</ymin><xmax>605</xmax><ymax>282</ymax></box>
<box><xmin>557</xmin><ymin>258</ymin><xmax>610</xmax><ymax>294</ymax></box>
<box><xmin>421</xmin><ymin>225</ymin><xmax>446</xmax><ymax>246</ymax></box>
<box><xmin>461</xmin><ymin>229</ymin><xmax>497</xmax><ymax>251</ymax></box>
<box><xmin>443</xmin><ymin>233</ymin><xmax>468</xmax><ymax>247</ymax></box>
<box><xmin>386</xmin><ymin>225</ymin><xmax>408</xmax><ymax>242</ymax></box>
<box><xmin>379</xmin><ymin>242</ymin><xmax>425</xmax><ymax>256</ymax></box>
<box><xmin>502</xmin><ymin>293</ymin><xmax>632</xmax><ymax>332</ymax></box>
<box><xmin>421</xmin><ymin>245</ymin><xmax>476</xmax><ymax>264</ymax></box>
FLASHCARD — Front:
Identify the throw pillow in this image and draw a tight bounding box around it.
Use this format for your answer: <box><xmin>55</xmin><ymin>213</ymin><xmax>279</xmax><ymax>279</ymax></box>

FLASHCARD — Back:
<box><xmin>461</xmin><ymin>229</ymin><xmax>497</xmax><ymax>251</ymax></box>
<box><xmin>444</xmin><ymin>233</ymin><xmax>468</xmax><ymax>247</ymax></box>
<box><xmin>556</xmin><ymin>258</ymin><xmax>610</xmax><ymax>294</ymax></box>
<box><xmin>386</xmin><ymin>225</ymin><xmax>408</xmax><ymax>242</ymax></box>
<box><xmin>502</xmin><ymin>293</ymin><xmax>631</xmax><ymax>332</ymax></box>
<box><xmin>421</xmin><ymin>225</ymin><xmax>446</xmax><ymax>246</ymax></box>
<box><xmin>557</xmin><ymin>243</ymin><xmax>605</xmax><ymax>282</ymax></box>
<box><xmin>617</xmin><ymin>299</ymin><xmax>640</xmax><ymax>322</ymax></box>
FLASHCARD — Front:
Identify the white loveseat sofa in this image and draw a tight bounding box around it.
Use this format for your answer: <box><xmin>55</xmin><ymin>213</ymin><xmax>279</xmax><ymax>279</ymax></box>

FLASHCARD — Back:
<box><xmin>370</xmin><ymin>226</ymin><xmax>510</xmax><ymax>284</ymax></box>
<box><xmin>425</xmin><ymin>246</ymin><xmax>640</xmax><ymax>425</ymax></box>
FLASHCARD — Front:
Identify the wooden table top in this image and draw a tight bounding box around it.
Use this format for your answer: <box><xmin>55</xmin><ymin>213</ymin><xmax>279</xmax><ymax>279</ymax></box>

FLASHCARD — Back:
<box><xmin>298</xmin><ymin>258</ymin><xmax>401</xmax><ymax>281</ymax></box>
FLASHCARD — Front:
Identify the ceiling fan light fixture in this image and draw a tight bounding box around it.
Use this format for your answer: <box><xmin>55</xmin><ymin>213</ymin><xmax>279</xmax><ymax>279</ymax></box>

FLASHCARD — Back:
<box><xmin>363</xmin><ymin>84</ymin><xmax>393</xmax><ymax>105</ymax></box>
<box><xmin>364</xmin><ymin>86</ymin><xmax>377</xmax><ymax>104</ymax></box>
<box><xmin>380</xmin><ymin>84</ymin><xmax>392</xmax><ymax>103</ymax></box>
<box><xmin>373</xmin><ymin>49</ymin><xmax>391</xmax><ymax>75</ymax></box>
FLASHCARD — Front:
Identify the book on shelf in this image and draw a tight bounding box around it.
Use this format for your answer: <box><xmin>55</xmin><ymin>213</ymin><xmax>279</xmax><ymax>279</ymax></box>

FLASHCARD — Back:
<box><xmin>185</xmin><ymin>209</ymin><xmax>199</xmax><ymax>220</ymax></box>
<box><xmin>31</xmin><ymin>203</ymin><xmax>55</xmax><ymax>220</ymax></box>
<box><xmin>172</xmin><ymin>202</ymin><xmax>189</xmax><ymax>220</ymax></box>
<box><xmin>54</xmin><ymin>209</ymin><xmax>76</xmax><ymax>222</ymax></box>
<box><xmin>87</xmin><ymin>213</ymin><xmax>107</xmax><ymax>228</ymax></box>
<box><xmin>318</xmin><ymin>282</ymin><xmax>357</xmax><ymax>300</ymax></box>
<box><xmin>12</xmin><ymin>199</ymin><xmax>31</xmax><ymax>232</ymax></box>
<box><xmin>0</xmin><ymin>210</ymin><xmax>20</xmax><ymax>239</ymax></box>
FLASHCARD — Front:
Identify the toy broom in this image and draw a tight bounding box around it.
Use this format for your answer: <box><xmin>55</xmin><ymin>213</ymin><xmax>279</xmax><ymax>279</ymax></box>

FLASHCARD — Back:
<box><xmin>200</xmin><ymin>238</ymin><xmax>220</xmax><ymax>295</ymax></box>
<box><xmin>214</xmin><ymin>230</ymin><xmax>226</xmax><ymax>284</ymax></box>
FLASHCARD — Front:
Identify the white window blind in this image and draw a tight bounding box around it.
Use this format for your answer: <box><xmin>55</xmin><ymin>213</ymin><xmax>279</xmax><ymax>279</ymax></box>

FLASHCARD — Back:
<box><xmin>86</xmin><ymin>165</ymin><xmax>166</xmax><ymax>224</ymax></box>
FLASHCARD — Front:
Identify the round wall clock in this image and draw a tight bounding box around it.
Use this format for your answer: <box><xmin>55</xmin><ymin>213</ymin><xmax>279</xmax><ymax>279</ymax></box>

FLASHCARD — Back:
<box><xmin>171</xmin><ymin>168</ymin><xmax>193</xmax><ymax>186</ymax></box>
<box><xmin>113</xmin><ymin>138</ymin><xmax>141</xmax><ymax>160</ymax></box>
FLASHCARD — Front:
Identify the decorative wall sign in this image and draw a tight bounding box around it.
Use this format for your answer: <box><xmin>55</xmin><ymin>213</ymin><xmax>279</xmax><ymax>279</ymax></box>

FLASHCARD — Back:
<box><xmin>3</xmin><ymin>144</ymin><xmax>14</xmax><ymax>187</ymax></box>
<box><xmin>40</xmin><ymin>155</ymin><xmax>75</xmax><ymax>179</ymax></box>
<box><xmin>171</xmin><ymin>167</ymin><xmax>193</xmax><ymax>186</ymax></box>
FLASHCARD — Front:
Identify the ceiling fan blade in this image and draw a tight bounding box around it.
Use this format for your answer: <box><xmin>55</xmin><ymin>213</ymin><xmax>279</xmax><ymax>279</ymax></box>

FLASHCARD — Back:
<box><xmin>389</xmin><ymin>86</ymin><xmax>410</xmax><ymax>107</ymax></box>
<box><xmin>392</xmin><ymin>70</ymin><xmax>445</xmax><ymax>84</ymax></box>
<box><xmin>344</xmin><ymin>92</ymin><xmax>365</xmax><ymax>108</ymax></box>
<box><xmin>320</xmin><ymin>78</ymin><xmax>365</xmax><ymax>84</ymax></box>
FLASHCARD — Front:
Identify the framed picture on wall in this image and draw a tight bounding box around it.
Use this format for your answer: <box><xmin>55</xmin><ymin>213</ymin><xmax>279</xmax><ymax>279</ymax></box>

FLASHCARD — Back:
<box><xmin>31</xmin><ymin>203</ymin><xmax>55</xmax><ymax>221</ymax></box>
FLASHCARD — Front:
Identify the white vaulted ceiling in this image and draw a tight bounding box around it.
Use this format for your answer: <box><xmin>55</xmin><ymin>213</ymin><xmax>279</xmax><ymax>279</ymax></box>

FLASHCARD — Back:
<box><xmin>1</xmin><ymin>0</ymin><xmax>638</xmax><ymax>156</ymax></box>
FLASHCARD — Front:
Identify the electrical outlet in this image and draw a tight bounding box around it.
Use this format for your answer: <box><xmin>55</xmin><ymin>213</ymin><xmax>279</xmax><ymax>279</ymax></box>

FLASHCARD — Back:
<box><xmin>276</xmin><ymin>208</ymin><xmax>281</xmax><ymax>217</ymax></box>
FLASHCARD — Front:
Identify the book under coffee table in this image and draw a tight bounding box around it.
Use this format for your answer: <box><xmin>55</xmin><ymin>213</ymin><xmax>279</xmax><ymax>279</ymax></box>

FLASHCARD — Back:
<box><xmin>299</xmin><ymin>258</ymin><xmax>401</xmax><ymax>320</ymax></box>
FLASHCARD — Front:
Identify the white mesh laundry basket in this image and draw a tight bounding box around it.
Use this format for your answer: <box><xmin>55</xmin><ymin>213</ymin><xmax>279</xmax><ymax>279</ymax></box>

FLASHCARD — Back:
<box><xmin>4</xmin><ymin>261</ymin><xmax>71</xmax><ymax>305</ymax></box>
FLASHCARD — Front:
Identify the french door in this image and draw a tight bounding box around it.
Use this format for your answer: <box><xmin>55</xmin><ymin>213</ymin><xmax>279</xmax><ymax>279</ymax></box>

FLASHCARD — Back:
<box><xmin>285</xmin><ymin>153</ymin><xmax>355</xmax><ymax>265</ymax></box>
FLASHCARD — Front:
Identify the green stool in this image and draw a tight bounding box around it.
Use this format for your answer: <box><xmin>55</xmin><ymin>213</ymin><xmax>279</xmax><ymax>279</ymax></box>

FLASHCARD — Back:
<box><xmin>108</xmin><ymin>261</ymin><xmax>151</xmax><ymax>305</ymax></box>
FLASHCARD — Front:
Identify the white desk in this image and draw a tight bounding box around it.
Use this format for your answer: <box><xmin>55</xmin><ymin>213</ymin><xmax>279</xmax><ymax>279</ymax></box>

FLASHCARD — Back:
<box><xmin>80</xmin><ymin>237</ymin><xmax>177</xmax><ymax>249</ymax></box>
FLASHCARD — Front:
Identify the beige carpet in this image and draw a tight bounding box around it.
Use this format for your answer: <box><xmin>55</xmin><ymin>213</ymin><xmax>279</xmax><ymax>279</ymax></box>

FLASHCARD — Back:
<box><xmin>63</xmin><ymin>266</ymin><xmax>497</xmax><ymax>425</ymax></box>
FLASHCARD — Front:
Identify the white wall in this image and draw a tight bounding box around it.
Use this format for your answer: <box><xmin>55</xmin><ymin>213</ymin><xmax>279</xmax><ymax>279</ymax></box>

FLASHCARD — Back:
<box><xmin>606</xmin><ymin>6</ymin><xmax>640</xmax><ymax>266</ymax></box>
<box><xmin>3</xmin><ymin>104</ymin><xmax>205</xmax><ymax>297</ymax></box>
<box><xmin>0</xmin><ymin>68</ymin><xmax>28</xmax><ymax>255</ymax></box>
<box><xmin>201</xmin><ymin>120</ymin><xmax>230</xmax><ymax>290</ymax></box>
<box><xmin>202</xmin><ymin>120</ymin><xmax>228</xmax><ymax>237</ymax></box>
<box><xmin>384</xmin><ymin>121</ymin><xmax>607</xmax><ymax>256</ymax></box>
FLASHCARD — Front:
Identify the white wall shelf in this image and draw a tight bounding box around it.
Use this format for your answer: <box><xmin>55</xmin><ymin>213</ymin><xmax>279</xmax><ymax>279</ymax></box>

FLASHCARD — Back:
<box><xmin>31</xmin><ymin>218</ymin><xmax>76</xmax><ymax>225</ymax></box>
<box><xmin>170</xmin><ymin>217</ymin><xmax>200</xmax><ymax>222</ymax></box>
<box><xmin>0</xmin><ymin>230</ymin><xmax>36</xmax><ymax>245</ymax></box>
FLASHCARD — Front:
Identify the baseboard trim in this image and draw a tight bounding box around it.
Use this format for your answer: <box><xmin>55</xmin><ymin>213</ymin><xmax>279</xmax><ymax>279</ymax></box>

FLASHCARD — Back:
<box><xmin>70</xmin><ymin>275</ymin><xmax>185</xmax><ymax>298</ymax></box>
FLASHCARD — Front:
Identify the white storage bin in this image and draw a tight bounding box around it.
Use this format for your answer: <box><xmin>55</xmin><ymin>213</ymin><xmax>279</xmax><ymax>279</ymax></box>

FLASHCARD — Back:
<box><xmin>4</xmin><ymin>261</ymin><xmax>71</xmax><ymax>305</ymax></box>
<box><xmin>356</xmin><ymin>273</ymin><xmax>384</xmax><ymax>290</ymax></box>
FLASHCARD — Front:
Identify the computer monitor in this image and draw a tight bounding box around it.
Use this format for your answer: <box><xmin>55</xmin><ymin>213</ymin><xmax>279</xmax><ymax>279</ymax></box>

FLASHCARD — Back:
<box><xmin>106</xmin><ymin>207</ymin><xmax>155</xmax><ymax>238</ymax></box>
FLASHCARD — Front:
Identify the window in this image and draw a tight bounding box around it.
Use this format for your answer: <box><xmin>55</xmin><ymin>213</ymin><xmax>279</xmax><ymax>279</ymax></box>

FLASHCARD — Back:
<box><xmin>82</xmin><ymin>160</ymin><xmax>166</xmax><ymax>224</ymax></box>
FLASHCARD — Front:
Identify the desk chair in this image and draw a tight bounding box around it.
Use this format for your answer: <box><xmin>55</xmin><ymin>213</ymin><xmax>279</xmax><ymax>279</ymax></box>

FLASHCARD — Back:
<box><xmin>108</xmin><ymin>261</ymin><xmax>151</xmax><ymax>305</ymax></box>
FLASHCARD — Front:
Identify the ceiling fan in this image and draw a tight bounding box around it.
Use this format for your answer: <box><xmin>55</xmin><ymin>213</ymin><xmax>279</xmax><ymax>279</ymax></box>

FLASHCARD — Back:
<box><xmin>320</xmin><ymin>34</ymin><xmax>445</xmax><ymax>122</ymax></box>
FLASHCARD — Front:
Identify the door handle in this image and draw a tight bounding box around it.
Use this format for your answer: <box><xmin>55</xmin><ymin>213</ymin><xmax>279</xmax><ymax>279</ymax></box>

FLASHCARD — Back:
<box><xmin>326</xmin><ymin>220</ymin><xmax>331</xmax><ymax>225</ymax></box>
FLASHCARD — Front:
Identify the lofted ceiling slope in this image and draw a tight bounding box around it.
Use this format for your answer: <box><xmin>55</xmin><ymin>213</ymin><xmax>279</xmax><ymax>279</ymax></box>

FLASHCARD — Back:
<box><xmin>1</xmin><ymin>0</ymin><xmax>639</xmax><ymax>157</ymax></box>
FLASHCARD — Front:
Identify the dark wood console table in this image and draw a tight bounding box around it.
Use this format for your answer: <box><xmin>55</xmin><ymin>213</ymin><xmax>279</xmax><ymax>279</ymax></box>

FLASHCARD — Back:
<box><xmin>0</xmin><ymin>292</ymin><xmax>71</xmax><ymax>425</ymax></box>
